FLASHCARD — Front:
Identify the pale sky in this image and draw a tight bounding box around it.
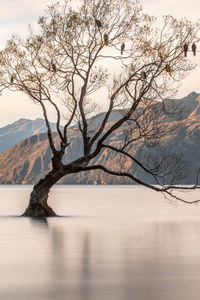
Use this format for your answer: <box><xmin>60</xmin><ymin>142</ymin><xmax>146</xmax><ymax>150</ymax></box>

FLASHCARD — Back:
<box><xmin>0</xmin><ymin>0</ymin><xmax>200</xmax><ymax>126</ymax></box>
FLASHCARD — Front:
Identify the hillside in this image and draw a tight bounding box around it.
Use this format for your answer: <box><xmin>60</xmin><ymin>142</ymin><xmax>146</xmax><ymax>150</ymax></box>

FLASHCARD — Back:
<box><xmin>0</xmin><ymin>92</ymin><xmax>200</xmax><ymax>184</ymax></box>
<box><xmin>0</xmin><ymin>118</ymin><xmax>61</xmax><ymax>153</ymax></box>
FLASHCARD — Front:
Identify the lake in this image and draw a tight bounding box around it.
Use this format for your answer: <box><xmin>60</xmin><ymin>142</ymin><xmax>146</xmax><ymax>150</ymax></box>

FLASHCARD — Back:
<box><xmin>1</xmin><ymin>185</ymin><xmax>200</xmax><ymax>300</ymax></box>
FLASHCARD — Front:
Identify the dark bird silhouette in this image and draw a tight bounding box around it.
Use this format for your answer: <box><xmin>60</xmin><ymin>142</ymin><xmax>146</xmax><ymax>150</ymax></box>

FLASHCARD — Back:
<box><xmin>184</xmin><ymin>43</ymin><xmax>188</xmax><ymax>57</ymax></box>
<box><xmin>140</xmin><ymin>71</ymin><xmax>147</xmax><ymax>79</ymax></box>
<box><xmin>166</xmin><ymin>64</ymin><xmax>171</xmax><ymax>74</ymax></box>
<box><xmin>192</xmin><ymin>43</ymin><xmax>197</xmax><ymax>56</ymax></box>
<box><xmin>121</xmin><ymin>43</ymin><xmax>125</xmax><ymax>55</ymax></box>
<box><xmin>52</xmin><ymin>63</ymin><xmax>57</xmax><ymax>73</ymax></box>
<box><xmin>104</xmin><ymin>33</ymin><xmax>109</xmax><ymax>45</ymax></box>
<box><xmin>95</xmin><ymin>19</ymin><xmax>102</xmax><ymax>28</ymax></box>
<box><xmin>10</xmin><ymin>75</ymin><xmax>14</xmax><ymax>84</ymax></box>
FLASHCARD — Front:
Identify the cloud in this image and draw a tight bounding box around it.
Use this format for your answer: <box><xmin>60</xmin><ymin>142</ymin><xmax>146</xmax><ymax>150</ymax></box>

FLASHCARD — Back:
<box><xmin>0</xmin><ymin>0</ymin><xmax>81</xmax><ymax>47</ymax></box>
<box><xmin>0</xmin><ymin>0</ymin><xmax>53</xmax><ymax>47</ymax></box>
<box><xmin>0</xmin><ymin>0</ymin><xmax>49</xmax><ymax>23</ymax></box>
<box><xmin>142</xmin><ymin>0</ymin><xmax>200</xmax><ymax>20</ymax></box>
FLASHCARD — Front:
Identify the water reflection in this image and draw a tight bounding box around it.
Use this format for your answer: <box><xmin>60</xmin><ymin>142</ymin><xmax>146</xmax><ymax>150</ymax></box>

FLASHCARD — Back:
<box><xmin>50</xmin><ymin>227</ymin><xmax>66</xmax><ymax>279</ymax></box>
<box><xmin>80</xmin><ymin>232</ymin><xmax>91</xmax><ymax>300</ymax></box>
<box><xmin>26</xmin><ymin>219</ymin><xmax>200</xmax><ymax>300</ymax></box>
<box><xmin>47</xmin><ymin>226</ymin><xmax>92</xmax><ymax>300</ymax></box>
<box><xmin>29</xmin><ymin>217</ymin><xmax>49</xmax><ymax>227</ymax></box>
<box><xmin>1</xmin><ymin>186</ymin><xmax>200</xmax><ymax>300</ymax></box>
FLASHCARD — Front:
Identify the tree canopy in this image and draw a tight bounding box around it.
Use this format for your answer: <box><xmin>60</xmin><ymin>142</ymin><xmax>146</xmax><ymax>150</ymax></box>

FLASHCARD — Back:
<box><xmin>0</xmin><ymin>0</ymin><xmax>200</xmax><ymax>216</ymax></box>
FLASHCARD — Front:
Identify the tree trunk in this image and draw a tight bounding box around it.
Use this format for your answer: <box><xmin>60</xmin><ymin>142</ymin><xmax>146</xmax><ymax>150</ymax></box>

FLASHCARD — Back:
<box><xmin>22</xmin><ymin>170</ymin><xmax>64</xmax><ymax>217</ymax></box>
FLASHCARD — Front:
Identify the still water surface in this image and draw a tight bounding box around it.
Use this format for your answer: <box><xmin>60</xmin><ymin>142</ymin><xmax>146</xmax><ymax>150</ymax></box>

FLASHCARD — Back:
<box><xmin>1</xmin><ymin>185</ymin><xmax>200</xmax><ymax>300</ymax></box>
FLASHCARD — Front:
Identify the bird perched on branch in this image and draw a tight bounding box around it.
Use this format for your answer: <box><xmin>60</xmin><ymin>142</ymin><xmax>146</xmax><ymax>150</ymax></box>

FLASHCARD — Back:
<box><xmin>104</xmin><ymin>33</ymin><xmax>109</xmax><ymax>45</ymax></box>
<box><xmin>140</xmin><ymin>71</ymin><xmax>147</xmax><ymax>79</ymax></box>
<box><xmin>10</xmin><ymin>75</ymin><xmax>14</xmax><ymax>84</ymax></box>
<box><xmin>165</xmin><ymin>64</ymin><xmax>171</xmax><ymax>74</ymax></box>
<box><xmin>192</xmin><ymin>43</ymin><xmax>197</xmax><ymax>56</ymax></box>
<box><xmin>95</xmin><ymin>19</ymin><xmax>102</xmax><ymax>28</ymax></box>
<box><xmin>52</xmin><ymin>63</ymin><xmax>57</xmax><ymax>73</ymax></box>
<box><xmin>183</xmin><ymin>43</ymin><xmax>188</xmax><ymax>57</ymax></box>
<box><xmin>121</xmin><ymin>43</ymin><xmax>125</xmax><ymax>55</ymax></box>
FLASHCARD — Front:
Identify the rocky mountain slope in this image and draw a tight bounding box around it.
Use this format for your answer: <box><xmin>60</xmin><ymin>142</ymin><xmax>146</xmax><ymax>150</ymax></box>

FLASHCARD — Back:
<box><xmin>0</xmin><ymin>118</ymin><xmax>60</xmax><ymax>153</ymax></box>
<box><xmin>0</xmin><ymin>92</ymin><xmax>200</xmax><ymax>185</ymax></box>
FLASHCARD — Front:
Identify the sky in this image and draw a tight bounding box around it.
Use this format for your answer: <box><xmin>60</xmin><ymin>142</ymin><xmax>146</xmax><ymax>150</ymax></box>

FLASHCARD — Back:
<box><xmin>0</xmin><ymin>0</ymin><xmax>200</xmax><ymax>126</ymax></box>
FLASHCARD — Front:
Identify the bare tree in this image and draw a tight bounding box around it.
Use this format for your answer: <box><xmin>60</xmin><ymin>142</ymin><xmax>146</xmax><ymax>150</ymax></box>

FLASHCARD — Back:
<box><xmin>0</xmin><ymin>0</ymin><xmax>200</xmax><ymax>217</ymax></box>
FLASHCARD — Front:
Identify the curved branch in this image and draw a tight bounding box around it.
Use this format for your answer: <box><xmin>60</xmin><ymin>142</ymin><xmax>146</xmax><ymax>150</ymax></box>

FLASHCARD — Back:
<box><xmin>46</xmin><ymin>97</ymin><xmax>64</xmax><ymax>142</ymax></box>
<box><xmin>80</xmin><ymin>164</ymin><xmax>162</xmax><ymax>190</ymax></box>
<box><xmin>90</xmin><ymin>60</ymin><xmax>164</xmax><ymax>152</ymax></box>
<box><xmin>79</xmin><ymin>164</ymin><xmax>200</xmax><ymax>204</ymax></box>
<box><xmin>101</xmin><ymin>143</ymin><xmax>160</xmax><ymax>184</ymax></box>
<box><xmin>40</xmin><ymin>100</ymin><xmax>57</xmax><ymax>153</ymax></box>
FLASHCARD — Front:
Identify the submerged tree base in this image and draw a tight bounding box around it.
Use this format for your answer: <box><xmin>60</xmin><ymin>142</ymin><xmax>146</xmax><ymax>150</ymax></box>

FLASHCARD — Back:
<box><xmin>21</xmin><ymin>179</ymin><xmax>58</xmax><ymax>217</ymax></box>
<box><xmin>22</xmin><ymin>202</ymin><xmax>57</xmax><ymax>217</ymax></box>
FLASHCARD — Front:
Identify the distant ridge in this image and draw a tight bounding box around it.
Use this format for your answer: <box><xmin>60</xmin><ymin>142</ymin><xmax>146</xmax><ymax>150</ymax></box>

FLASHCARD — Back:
<box><xmin>0</xmin><ymin>118</ymin><xmax>61</xmax><ymax>153</ymax></box>
<box><xmin>0</xmin><ymin>92</ymin><xmax>200</xmax><ymax>184</ymax></box>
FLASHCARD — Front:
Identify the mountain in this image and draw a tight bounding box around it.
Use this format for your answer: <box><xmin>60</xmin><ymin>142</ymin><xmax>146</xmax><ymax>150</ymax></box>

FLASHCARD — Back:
<box><xmin>0</xmin><ymin>92</ymin><xmax>200</xmax><ymax>184</ymax></box>
<box><xmin>0</xmin><ymin>118</ymin><xmax>61</xmax><ymax>153</ymax></box>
